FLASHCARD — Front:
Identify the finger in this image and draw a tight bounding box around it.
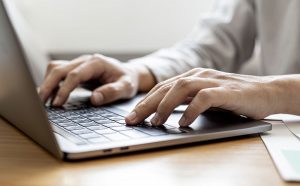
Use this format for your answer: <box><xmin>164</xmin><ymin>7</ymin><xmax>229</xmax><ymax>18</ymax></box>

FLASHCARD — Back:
<box><xmin>45</xmin><ymin>60</ymin><xmax>68</xmax><ymax>77</ymax></box>
<box><xmin>39</xmin><ymin>56</ymin><xmax>90</xmax><ymax>102</ymax></box>
<box><xmin>184</xmin><ymin>97</ymin><xmax>194</xmax><ymax>104</ymax></box>
<box><xmin>136</xmin><ymin>69</ymin><xmax>197</xmax><ymax>107</ymax></box>
<box><xmin>45</xmin><ymin>55</ymin><xmax>92</xmax><ymax>77</ymax></box>
<box><xmin>154</xmin><ymin>77</ymin><xmax>218</xmax><ymax>126</ymax></box>
<box><xmin>90</xmin><ymin>76</ymin><xmax>133</xmax><ymax>106</ymax></box>
<box><xmin>179</xmin><ymin>87</ymin><xmax>229</xmax><ymax>127</ymax></box>
<box><xmin>125</xmin><ymin>83</ymin><xmax>173</xmax><ymax>125</ymax></box>
<box><xmin>40</xmin><ymin>64</ymin><xmax>76</xmax><ymax>103</ymax></box>
<box><xmin>52</xmin><ymin>59</ymin><xmax>104</xmax><ymax>106</ymax></box>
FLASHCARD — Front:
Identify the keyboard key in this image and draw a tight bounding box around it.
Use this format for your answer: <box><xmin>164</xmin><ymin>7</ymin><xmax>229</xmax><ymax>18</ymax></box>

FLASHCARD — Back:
<box><xmin>71</xmin><ymin>129</ymin><xmax>93</xmax><ymax>135</ymax></box>
<box><xmin>56</xmin><ymin>121</ymin><xmax>78</xmax><ymax>127</ymax></box>
<box><xmin>52</xmin><ymin>125</ymin><xmax>87</xmax><ymax>145</ymax></box>
<box><xmin>101</xmin><ymin>113</ymin><xmax>118</xmax><ymax>117</ymax></box>
<box><xmin>95</xmin><ymin>128</ymin><xmax>117</xmax><ymax>134</ymax></box>
<box><xmin>107</xmin><ymin>116</ymin><xmax>124</xmax><ymax>121</ymax></box>
<box><xmin>94</xmin><ymin>119</ymin><xmax>112</xmax><ymax>124</ymax></box>
<box><xmin>87</xmin><ymin>125</ymin><xmax>107</xmax><ymax>130</ymax></box>
<box><xmin>103</xmin><ymin>122</ymin><xmax>123</xmax><ymax>128</ymax></box>
<box><xmin>66</xmin><ymin>115</ymin><xmax>84</xmax><ymax>120</ymax></box>
<box><xmin>74</xmin><ymin>118</ymin><xmax>92</xmax><ymax>123</ymax></box>
<box><xmin>51</xmin><ymin>118</ymin><xmax>70</xmax><ymax>123</ymax></box>
<box><xmin>48</xmin><ymin>114</ymin><xmax>61</xmax><ymax>120</ymax></box>
<box><xmin>64</xmin><ymin>125</ymin><xmax>84</xmax><ymax>131</ymax></box>
<box><xmin>94</xmin><ymin>110</ymin><xmax>107</xmax><ymax>115</ymax></box>
<box><xmin>121</xmin><ymin>130</ymin><xmax>150</xmax><ymax>138</ymax></box>
<box><xmin>88</xmin><ymin>116</ymin><xmax>105</xmax><ymax>120</ymax></box>
<box><xmin>115</xmin><ymin>120</ymin><xmax>127</xmax><ymax>124</ymax></box>
<box><xmin>103</xmin><ymin>133</ymin><xmax>130</xmax><ymax>141</ymax></box>
<box><xmin>79</xmin><ymin>121</ymin><xmax>99</xmax><ymax>127</ymax></box>
<box><xmin>81</xmin><ymin>113</ymin><xmax>97</xmax><ymax>117</ymax></box>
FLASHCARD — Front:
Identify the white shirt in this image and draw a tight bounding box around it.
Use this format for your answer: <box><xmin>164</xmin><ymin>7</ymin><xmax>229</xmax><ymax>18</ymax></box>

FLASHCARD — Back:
<box><xmin>129</xmin><ymin>0</ymin><xmax>300</xmax><ymax>82</ymax></box>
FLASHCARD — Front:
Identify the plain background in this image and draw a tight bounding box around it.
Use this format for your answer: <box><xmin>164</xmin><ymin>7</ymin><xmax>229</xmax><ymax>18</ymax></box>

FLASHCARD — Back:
<box><xmin>11</xmin><ymin>0</ymin><xmax>258</xmax><ymax>75</ymax></box>
<box><xmin>12</xmin><ymin>0</ymin><xmax>215</xmax><ymax>54</ymax></box>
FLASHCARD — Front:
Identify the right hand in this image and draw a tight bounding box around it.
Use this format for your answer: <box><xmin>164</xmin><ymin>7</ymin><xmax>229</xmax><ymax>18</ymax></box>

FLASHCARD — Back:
<box><xmin>39</xmin><ymin>54</ymin><xmax>155</xmax><ymax>106</ymax></box>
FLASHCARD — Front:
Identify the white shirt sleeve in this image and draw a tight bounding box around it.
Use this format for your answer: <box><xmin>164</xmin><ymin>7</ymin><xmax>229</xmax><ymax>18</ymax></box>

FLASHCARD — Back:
<box><xmin>128</xmin><ymin>0</ymin><xmax>257</xmax><ymax>82</ymax></box>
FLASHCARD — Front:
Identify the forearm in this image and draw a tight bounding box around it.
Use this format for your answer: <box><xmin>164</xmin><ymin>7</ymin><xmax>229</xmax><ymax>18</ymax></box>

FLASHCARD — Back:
<box><xmin>125</xmin><ymin>0</ymin><xmax>256</xmax><ymax>83</ymax></box>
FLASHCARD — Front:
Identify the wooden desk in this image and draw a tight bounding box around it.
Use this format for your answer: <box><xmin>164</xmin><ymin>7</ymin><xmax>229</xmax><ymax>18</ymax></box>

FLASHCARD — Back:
<box><xmin>0</xmin><ymin>117</ymin><xmax>298</xmax><ymax>186</ymax></box>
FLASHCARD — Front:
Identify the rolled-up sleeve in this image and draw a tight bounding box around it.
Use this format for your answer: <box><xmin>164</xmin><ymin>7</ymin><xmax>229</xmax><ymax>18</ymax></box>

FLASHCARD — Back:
<box><xmin>128</xmin><ymin>0</ymin><xmax>257</xmax><ymax>82</ymax></box>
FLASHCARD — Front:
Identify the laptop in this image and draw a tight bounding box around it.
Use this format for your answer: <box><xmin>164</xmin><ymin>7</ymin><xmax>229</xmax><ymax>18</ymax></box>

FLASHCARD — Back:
<box><xmin>0</xmin><ymin>0</ymin><xmax>272</xmax><ymax>160</ymax></box>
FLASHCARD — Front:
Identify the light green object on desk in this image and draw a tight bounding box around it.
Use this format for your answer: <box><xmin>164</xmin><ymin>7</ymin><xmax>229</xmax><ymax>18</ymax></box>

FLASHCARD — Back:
<box><xmin>282</xmin><ymin>150</ymin><xmax>300</xmax><ymax>173</ymax></box>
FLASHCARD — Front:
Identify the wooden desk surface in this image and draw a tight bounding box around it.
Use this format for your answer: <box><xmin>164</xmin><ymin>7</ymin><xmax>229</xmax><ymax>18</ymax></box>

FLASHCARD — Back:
<box><xmin>0</xmin><ymin>117</ymin><xmax>298</xmax><ymax>186</ymax></box>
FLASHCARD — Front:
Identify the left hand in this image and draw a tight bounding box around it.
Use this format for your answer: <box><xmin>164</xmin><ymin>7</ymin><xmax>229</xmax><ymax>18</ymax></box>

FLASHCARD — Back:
<box><xmin>125</xmin><ymin>68</ymin><xmax>283</xmax><ymax>127</ymax></box>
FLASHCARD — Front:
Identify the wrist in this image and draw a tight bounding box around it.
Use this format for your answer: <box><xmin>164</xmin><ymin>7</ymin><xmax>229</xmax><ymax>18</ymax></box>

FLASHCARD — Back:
<box><xmin>267</xmin><ymin>75</ymin><xmax>297</xmax><ymax>115</ymax></box>
<box><xmin>124</xmin><ymin>62</ymin><xmax>156</xmax><ymax>92</ymax></box>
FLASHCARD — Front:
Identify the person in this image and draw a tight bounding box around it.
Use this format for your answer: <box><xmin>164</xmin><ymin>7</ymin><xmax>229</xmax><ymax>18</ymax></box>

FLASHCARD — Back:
<box><xmin>38</xmin><ymin>0</ymin><xmax>300</xmax><ymax>127</ymax></box>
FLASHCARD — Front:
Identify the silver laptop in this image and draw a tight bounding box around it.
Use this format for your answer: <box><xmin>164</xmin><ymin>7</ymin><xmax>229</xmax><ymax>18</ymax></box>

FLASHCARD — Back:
<box><xmin>0</xmin><ymin>0</ymin><xmax>271</xmax><ymax>160</ymax></box>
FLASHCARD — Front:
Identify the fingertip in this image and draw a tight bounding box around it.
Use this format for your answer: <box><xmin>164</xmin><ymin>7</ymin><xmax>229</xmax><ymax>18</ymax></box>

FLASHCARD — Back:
<box><xmin>179</xmin><ymin>115</ymin><xmax>192</xmax><ymax>127</ymax></box>
<box><xmin>150</xmin><ymin>113</ymin><xmax>163</xmax><ymax>126</ymax></box>
<box><xmin>125</xmin><ymin>111</ymin><xmax>138</xmax><ymax>125</ymax></box>
<box><xmin>52</xmin><ymin>96</ymin><xmax>62</xmax><ymax>106</ymax></box>
<box><xmin>91</xmin><ymin>92</ymin><xmax>104</xmax><ymax>106</ymax></box>
<box><xmin>178</xmin><ymin>116</ymin><xmax>187</xmax><ymax>126</ymax></box>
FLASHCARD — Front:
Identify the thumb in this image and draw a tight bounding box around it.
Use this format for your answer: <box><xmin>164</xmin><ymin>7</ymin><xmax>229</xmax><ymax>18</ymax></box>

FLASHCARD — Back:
<box><xmin>90</xmin><ymin>79</ymin><xmax>134</xmax><ymax>106</ymax></box>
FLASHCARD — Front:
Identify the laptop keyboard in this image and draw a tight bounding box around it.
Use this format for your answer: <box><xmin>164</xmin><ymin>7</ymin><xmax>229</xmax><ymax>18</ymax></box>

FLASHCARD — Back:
<box><xmin>46</xmin><ymin>103</ymin><xmax>186</xmax><ymax>145</ymax></box>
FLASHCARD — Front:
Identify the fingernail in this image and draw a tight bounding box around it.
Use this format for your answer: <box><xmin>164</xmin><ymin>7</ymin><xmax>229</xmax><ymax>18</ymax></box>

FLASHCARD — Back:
<box><xmin>93</xmin><ymin>92</ymin><xmax>104</xmax><ymax>105</ymax></box>
<box><xmin>53</xmin><ymin>96</ymin><xmax>61</xmax><ymax>106</ymax></box>
<box><xmin>179</xmin><ymin>116</ymin><xmax>188</xmax><ymax>126</ymax></box>
<box><xmin>151</xmin><ymin>113</ymin><xmax>161</xmax><ymax>126</ymax></box>
<box><xmin>126</xmin><ymin>111</ymin><xmax>137</xmax><ymax>122</ymax></box>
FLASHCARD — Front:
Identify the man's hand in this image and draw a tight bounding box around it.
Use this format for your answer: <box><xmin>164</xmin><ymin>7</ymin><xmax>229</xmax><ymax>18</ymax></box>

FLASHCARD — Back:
<box><xmin>39</xmin><ymin>54</ymin><xmax>155</xmax><ymax>106</ymax></box>
<box><xmin>125</xmin><ymin>68</ymin><xmax>286</xmax><ymax>127</ymax></box>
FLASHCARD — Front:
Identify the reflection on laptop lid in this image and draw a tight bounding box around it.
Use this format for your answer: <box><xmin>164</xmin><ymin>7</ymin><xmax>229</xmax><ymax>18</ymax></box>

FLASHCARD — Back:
<box><xmin>4</xmin><ymin>0</ymin><xmax>49</xmax><ymax>86</ymax></box>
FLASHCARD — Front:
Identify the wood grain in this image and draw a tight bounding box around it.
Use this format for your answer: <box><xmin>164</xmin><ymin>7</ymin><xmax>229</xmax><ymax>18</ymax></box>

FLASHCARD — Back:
<box><xmin>0</xmin><ymin>117</ymin><xmax>298</xmax><ymax>186</ymax></box>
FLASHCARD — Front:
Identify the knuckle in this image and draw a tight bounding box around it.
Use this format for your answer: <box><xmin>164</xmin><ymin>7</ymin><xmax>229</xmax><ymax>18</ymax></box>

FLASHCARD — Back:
<box><xmin>157</xmin><ymin>84</ymin><xmax>170</xmax><ymax>95</ymax></box>
<box><xmin>92</xmin><ymin>54</ymin><xmax>106</xmax><ymax>62</ymax></box>
<box><xmin>197</xmin><ymin>69</ymin><xmax>216</xmax><ymax>77</ymax></box>
<box><xmin>67</xmin><ymin>71</ymin><xmax>80</xmax><ymax>81</ymax></box>
<box><xmin>175</xmin><ymin>77</ymin><xmax>191</xmax><ymax>88</ymax></box>
<box><xmin>197</xmin><ymin>90</ymin><xmax>212</xmax><ymax>102</ymax></box>
<box><xmin>51</xmin><ymin>66</ymin><xmax>63</xmax><ymax>76</ymax></box>
<box><xmin>213</xmin><ymin>73</ymin><xmax>232</xmax><ymax>80</ymax></box>
<box><xmin>122</xmin><ymin>79</ymin><xmax>136</xmax><ymax>97</ymax></box>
